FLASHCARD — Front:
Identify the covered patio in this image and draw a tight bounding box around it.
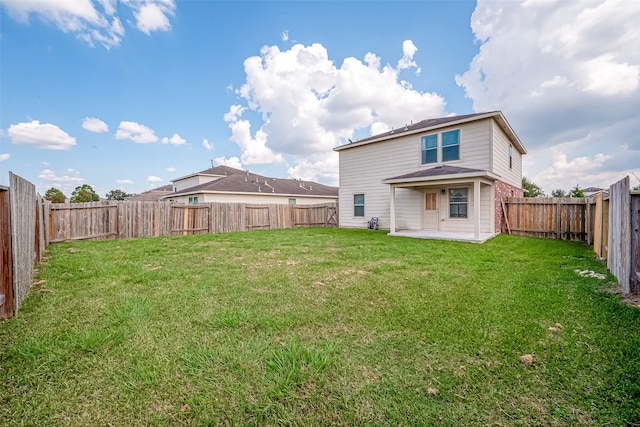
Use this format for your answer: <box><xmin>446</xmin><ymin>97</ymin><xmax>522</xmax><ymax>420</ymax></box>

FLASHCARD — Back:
<box><xmin>389</xmin><ymin>229</ymin><xmax>496</xmax><ymax>243</ymax></box>
<box><xmin>383</xmin><ymin>165</ymin><xmax>500</xmax><ymax>243</ymax></box>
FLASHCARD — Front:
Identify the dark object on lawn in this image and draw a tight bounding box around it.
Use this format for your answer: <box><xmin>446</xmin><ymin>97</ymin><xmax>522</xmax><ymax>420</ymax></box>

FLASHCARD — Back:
<box><xmin>368</xmin><ymin>217</ymin><xmax>379</xmax><ymax>230</ymax></box>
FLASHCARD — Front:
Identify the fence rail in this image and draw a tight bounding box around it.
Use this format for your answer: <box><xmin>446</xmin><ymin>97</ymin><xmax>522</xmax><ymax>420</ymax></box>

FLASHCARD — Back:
<box><xmin>46</xmin><ymin>201</ymin><xmax>338</xmax><ymax>242</ymax></box>
<box><xmin>503</xmin><ymin>197</ymin><xmax>587</xmax><ymax>241</ymax></box>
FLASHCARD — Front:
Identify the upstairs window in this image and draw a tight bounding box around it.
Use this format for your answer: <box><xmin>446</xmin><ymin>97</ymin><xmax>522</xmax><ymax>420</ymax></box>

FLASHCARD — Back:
<box><xmin>442</xmin><ymin>130</ymin><xmax>460</xmax><ymax>161</ymax></box>
<box><xmin>288</xmin><ymin>198</ymin><xmax>296</xmax><ymax>205</ymax></box>
<box><xmin>421</xmin><ymin>134</ymin><xmax>438</xmax><ymax>164</ymax></box>
<box><xmin>188</xmin><ymin>196</ymin><xmax>199</xmax><ymax>204</ymax></box>
<box><xmin>354</xmin><ymin>194</ymin><xmax>365</xmax><ymax>217</ymax></box>
<box><xmin>449</xmin><ymin>188</ymin><xmax>468</xmax><ymax>218</ymax></box>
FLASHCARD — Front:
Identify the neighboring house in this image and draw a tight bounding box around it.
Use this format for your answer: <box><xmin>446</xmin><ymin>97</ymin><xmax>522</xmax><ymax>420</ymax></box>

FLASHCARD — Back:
<box><xmin>581</xmin><ymin>187</ymin><xmax>604</xmax><ymax>197</ymax></box>
<box><xmin>162</xmin><ymin>165</ymin><xmax>338</xmax><ymax>205</ymax></box>
<box><xmin>125</xmin><ymin>185</ymin><xmax>174</xmax><ymax>202</ymax></box>
<box><xmin>333</xmin><ymin>111</ymin><xmax>526</xmax><ymax>242</ymax></box>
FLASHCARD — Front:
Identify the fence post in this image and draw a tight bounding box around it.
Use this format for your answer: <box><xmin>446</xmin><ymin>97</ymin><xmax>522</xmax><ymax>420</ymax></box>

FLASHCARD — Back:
<box><xmin>0</xmin><ymin>186</ymin><xmax>13</xmax><ymax>319</ymax></box>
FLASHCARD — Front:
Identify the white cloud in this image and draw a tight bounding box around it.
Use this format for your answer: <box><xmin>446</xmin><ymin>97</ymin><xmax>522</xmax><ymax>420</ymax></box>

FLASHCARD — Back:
<box><xmin>2</xmin><ymin>0</ymin><xmax>176</xmax><ymax>49</ymax></box>
<box><xmin>8</xmin><ymin>120</ymin><xmax>76</xmax><ymax>150</ymax></box>
<box><xmin>0</xmin><ymin>153</ymin><xmax>10</xmax><ymax>162</ymax></box>
<box><xmin>37</xmin><ymin>168</ymin><xmax>85</xmax><ymax>194</ymax></box>
<box><xmin>281</xmin><ymin>30</ymin><xmax>289</xmax><ymax>41</ymax></box>
<box><xmin>82</xmin><ymin>117</ymin><xmax>109</xmax><ymax>133</ymax></box>
<box><xmin>165</xmin><ymin>167</ymin><xmax>176</xmax><ymax>172</ymax></box>
<box><xmin>214</xmin><ymin>156</ymin><xmax>243</xmax><ymax>170</ymax></box>
<box><xmin>132</xmin><ymin>0</ymin><xmax>175</xmax><ymax>35</ymax></box>
<box><xmin>115</xmin><ymin>121</ymin><xmax>158</xmax><ymax>143</ymax></box>
<box><xmin>161</xmin><ymin>133</ymin><xmax>186</xmax><ymax>145</ymax></box>
<box><xmin>531</xmin><ymin>151</ymin><xmax>619</xmax><ymax>193</ymax></box>
<box><xmin>397</xmin><ymin>40</ymin><xmax>421</xmax><ymax>74</ymax></box>
<box><xmin>228</xmin><ymin>41</ymin><xmax>446</xmax><ymax>180</ymax></box>
<box><xmin>456</xmin><ymin>0</ymin><xmax>640</xmax><ymax>188</ymax></box>
<box><xmin>116</xmin><ymin>179</ymin><xmax>134</xmax><ymax>185</ymax></box>
<box><xmin>223</xmin><ymin>108</ymin><xmax>285</xmax><ymax>165</ymax></box>
<box><xmin>202</xmin><ymin>138</ymin><xmax>213</xmax><ymax>151</ymax></box>
<box><xmin>147</xmin><ymin>175</ymin><xmax>163</xmax><ymax>183</ymax></box>
<box><xmin>287</xmin><ymin>153</ymin><xmax>339</xmax><ymax>186</ymax></box>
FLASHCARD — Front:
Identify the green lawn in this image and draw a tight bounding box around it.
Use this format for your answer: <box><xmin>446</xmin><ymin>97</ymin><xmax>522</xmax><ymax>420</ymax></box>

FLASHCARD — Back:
<box><xmin>1</xmin><ymin>228</ymin><xmax>639</xmax><ymax>426</ymax></box>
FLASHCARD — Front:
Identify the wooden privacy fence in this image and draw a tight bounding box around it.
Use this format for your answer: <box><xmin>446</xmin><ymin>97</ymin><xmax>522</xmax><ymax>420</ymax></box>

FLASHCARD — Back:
<box><xmin>503</xmin><ymin>197</ymin><xmax>587</xmax><ymax>241</ymax></box>
<box><xmin>503</xmin><ymin>176</ymin><xmax>640</xmax><ymax>295</ymax></box>
<box><xmin>47</xmin><ymin>201</ymin><xmax>338</xmax><ymax>242</ymax></box>
<box><xmin>1</xmin><ymin>173</ymin><xmax>48</xmax><ymax>319</ymax></box>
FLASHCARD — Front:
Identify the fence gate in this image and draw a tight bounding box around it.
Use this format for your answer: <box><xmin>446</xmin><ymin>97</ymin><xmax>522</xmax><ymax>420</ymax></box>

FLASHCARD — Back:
<box><xmin>326</xmin><ymin>206</ymin><xmax>338</xmax><ymax>227</ymax></box>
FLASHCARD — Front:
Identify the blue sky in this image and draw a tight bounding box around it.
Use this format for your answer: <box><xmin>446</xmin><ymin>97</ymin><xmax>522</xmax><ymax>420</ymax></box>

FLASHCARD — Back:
<box><xmin>1</xmin><ymin>0</ymin><xmax>639</xmax><ymax>197</ymax></box>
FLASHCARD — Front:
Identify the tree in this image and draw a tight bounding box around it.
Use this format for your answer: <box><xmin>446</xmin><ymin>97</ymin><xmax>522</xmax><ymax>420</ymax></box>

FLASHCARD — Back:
<box><xmin>522</xmin><ymin>176</ymin><xmax>543</xmax><ymax>197</ymax></box>
<box><xmin>551</xmin><ymin>188</ymin><xmax>567</xmax><ymax>198</ymax></box>
<box><xmin>44</xmin><ymin>187</ymin><xmax>66</xmax><ymax>203</ymax></box>
<box><xmin>568</xmin><ymin>185</ymin><xmax>585</xmax><ymax>198</ymax></box>
<box><xmin>106</xmin><ymin>189</ymin><xmax>130</xmax><ymax>201</ymax></box>
<box><xmin>633</xmin><ymin>185</ymin><xmax>640</xmax><ymax>191</ymax></box>
<box><xmin>70</xmin><ymin>184</ymin><xmax>99</xmax><ymax>203</ymax></box>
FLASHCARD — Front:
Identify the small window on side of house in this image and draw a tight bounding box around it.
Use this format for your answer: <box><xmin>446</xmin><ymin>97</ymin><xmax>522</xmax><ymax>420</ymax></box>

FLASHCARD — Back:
<box><xmin>449</xmin><ymin>188</ymin><xmax>468</xmax><ymax>218</ymax></box>
<box><xmin>509</xmin><ymin>145</ymin><xmax>513</xmax><ymax>169</ymax></box>
<box><xmin>354</xmin><ymin>194</ymin><xmax>365</xmax><ymax>217</ymax></box>
<box><xmin>289</xmin><ymin>198</ymin><xmax>296</xmax><ymax>205</ymax></box>
<box><xmin>421</xmin><ymin>134</ymin><xmax>438</xmax><ymax>164</ymax></box>
<box><xmin>442</xmin><ymin>130</ymin><xmax>460</xmax><ymax>162</ymax></box>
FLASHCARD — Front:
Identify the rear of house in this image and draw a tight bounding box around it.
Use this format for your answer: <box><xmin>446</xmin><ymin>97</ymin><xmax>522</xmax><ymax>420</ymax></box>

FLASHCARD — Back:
<box><xmin>334</xmin><ymin>111</ymin><xmax>526</xmax><ymax>241</ymax></box>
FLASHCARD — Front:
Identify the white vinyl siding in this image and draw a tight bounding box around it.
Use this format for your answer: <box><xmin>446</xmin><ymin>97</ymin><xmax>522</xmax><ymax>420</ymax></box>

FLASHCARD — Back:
<box><xmin>338</xmin><ymin>135</ymin><xmax>427</xmax><ymax>230</ymax></box>
<box><xmin>491</xmin><ymin>121</ymin><xmax>523</xmax><ymax>188</ymax></box>
<box><xmin>173</xmin><ymin>174</ymin><xmax>223</xmax><ymax>192</ymax></box>
<box><xmin>454</xmin><ymin>120</ymin><xmax>492</xmax><ymax>170</ymax></box>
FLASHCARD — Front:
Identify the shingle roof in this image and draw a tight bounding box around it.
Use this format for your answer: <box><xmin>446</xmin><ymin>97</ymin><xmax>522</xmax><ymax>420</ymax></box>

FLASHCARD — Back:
<box><xmin>126</xmin><ymin>185</ymin><xmax>174</xmax><ymax>202</ymax></box>
<box><xmin>385</xmin><ymin>165</ymin><xmax>485</xmax><ymax>181</ymax></box>
<box><xmin>167</xmin><ymin>168</ymin><xmax>338</xmax><ymax>198</ymax></box>
<box><xmin>334</xmin><ymin>110</ymin><xmax>526</xmax><ymax>155</ymax></box>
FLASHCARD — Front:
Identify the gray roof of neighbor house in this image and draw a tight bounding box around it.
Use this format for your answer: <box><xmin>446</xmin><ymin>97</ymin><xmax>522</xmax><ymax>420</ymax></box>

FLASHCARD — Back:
<box><xmin>165</xmin><ymin>166</ymin><xmax>338</xmax><ymax>198</ymax></box>
<box><xmin>334</xmin><ymin>111</ymin><xmax>526</xmax><ymax>154</ymax></box>
<box><xmin>126</xmin><ymin>185</ymin><xmax>173</xmax><ymax>202</ymax></box>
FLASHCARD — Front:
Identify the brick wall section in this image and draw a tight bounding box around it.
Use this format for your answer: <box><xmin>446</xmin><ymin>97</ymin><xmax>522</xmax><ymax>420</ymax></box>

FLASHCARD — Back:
<box><xmin>494</xmin><ymin>180</ymin><xmax>524</xmax><ymax>233</ymax></box>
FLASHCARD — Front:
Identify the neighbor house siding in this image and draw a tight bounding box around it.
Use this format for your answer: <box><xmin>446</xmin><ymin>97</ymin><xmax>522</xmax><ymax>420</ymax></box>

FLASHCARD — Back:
<box><xmin>174</xmin><ymin>175</ymin><xmax>221</xmax><ymax>192</ymax></box>
<box><xmin>168</xmin><ymin>193</ymin><xmax>335</xmax><ymax>205</ymax></box>
<box><xmin>491</xmin><ymin>121</ymin><xmax>523</xmax><ymax>188</ymax></box>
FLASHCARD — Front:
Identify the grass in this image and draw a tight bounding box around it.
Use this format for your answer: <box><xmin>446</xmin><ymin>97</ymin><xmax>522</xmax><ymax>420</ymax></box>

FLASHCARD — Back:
<box><xmin>1</xmin><ymin>228</ymin><xmax>639</xmax><ymax>426</ymax></box>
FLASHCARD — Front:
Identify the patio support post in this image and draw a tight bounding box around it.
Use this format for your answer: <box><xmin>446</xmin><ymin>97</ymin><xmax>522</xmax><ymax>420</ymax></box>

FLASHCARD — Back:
<box><xmin>474</xmin><ymin>179</ymin><xmax>480</xmax><ymax>240</ymax></box>
<box><xmin>390</xmin><ymin>185</ymin><xmax>396</xmax><ymax>233</ymax></box>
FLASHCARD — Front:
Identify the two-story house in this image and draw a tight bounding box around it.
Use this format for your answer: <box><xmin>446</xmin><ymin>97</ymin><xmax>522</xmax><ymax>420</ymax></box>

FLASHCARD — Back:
<box><xmin>333</xmin><ymin>111</ymin><xmax>526</xmax><ymax>242</ymax></box>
